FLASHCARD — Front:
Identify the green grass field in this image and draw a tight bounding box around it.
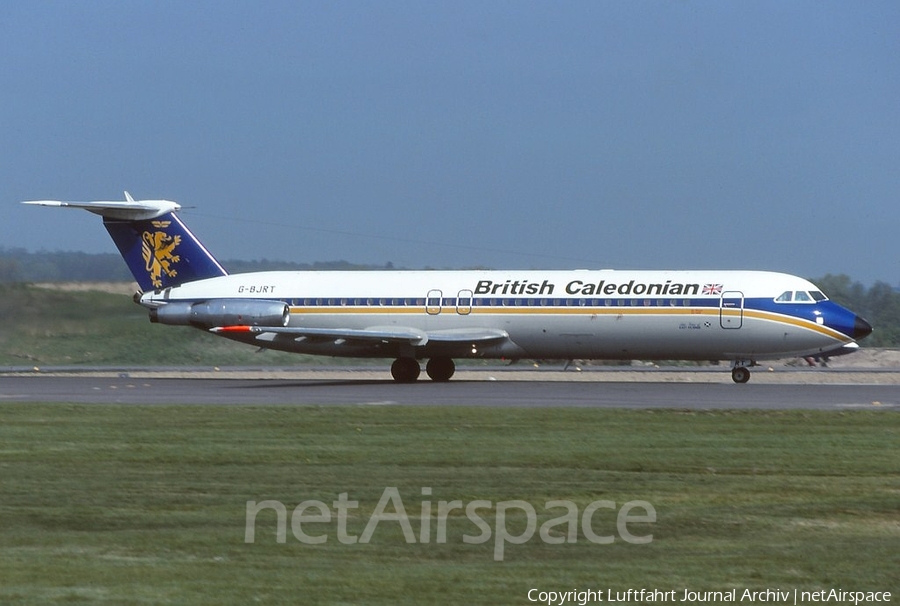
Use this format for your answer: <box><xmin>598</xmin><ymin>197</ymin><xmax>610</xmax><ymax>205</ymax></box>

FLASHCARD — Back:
<box><xmin>1</xmin><ymin>404</ymin><xmax>897</xmax><ymax>605</ymax></box>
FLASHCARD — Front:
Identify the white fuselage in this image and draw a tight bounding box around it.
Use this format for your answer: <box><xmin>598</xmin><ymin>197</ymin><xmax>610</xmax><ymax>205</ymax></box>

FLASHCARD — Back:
<box><xmin>141</xmin><ymin>269</ymin><xmax>863</xmax><ymax>362</ymax></box>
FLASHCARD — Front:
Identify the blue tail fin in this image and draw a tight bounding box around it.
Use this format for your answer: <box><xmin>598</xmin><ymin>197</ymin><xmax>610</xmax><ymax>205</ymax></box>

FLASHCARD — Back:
<box><xmin>104</xmin><ymin>212</ymin><xmax>227</xmax><ymax>291</ymax></box>
<box><xmin>23</xmin><ymin>193</ymin><xmax>228</xmax><ymax>291</ymax></box>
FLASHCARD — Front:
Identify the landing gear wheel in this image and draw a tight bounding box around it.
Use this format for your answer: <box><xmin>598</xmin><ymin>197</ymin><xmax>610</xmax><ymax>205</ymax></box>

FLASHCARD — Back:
<box><xmin>391</xmin><ymin>357</ymin><xmax>421</xmax><ymax>383</ymax></box>
<box><xmin>731</xmin><ymin>366</ymin><xmax>751</xmax><ymax>384</ymax></box>
<box><xmin>426</xmin><ymin>357</ymin><xmax>455</xmax><ymax>382</ymax></box>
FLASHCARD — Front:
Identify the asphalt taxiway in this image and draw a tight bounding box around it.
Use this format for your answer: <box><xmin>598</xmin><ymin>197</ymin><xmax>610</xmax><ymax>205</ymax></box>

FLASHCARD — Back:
<box><xmin>2</xmin><ymin>370</ymin><xmax>899</xmax><ymax>409</ymax></box>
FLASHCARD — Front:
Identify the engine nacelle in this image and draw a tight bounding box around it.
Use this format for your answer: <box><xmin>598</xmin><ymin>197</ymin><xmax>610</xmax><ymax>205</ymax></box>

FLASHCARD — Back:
<box><xmin>150</xmin><ymin>299</ymin><xmax>290</xmax><ymax>328</ymax></box>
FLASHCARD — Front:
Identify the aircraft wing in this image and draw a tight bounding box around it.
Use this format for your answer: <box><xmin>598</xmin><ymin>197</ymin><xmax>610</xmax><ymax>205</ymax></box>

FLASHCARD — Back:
<box><xmin>211</xmin><ymin>325</ymin><xmax>509</xmax><ymax>347</ymax></box>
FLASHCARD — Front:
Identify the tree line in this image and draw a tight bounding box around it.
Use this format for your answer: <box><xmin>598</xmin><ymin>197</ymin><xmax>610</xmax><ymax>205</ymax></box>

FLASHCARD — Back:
<box><xmin>0</xmin><ymin>248</ymin><xmax>389</xmax><ymax>283</ymax></box>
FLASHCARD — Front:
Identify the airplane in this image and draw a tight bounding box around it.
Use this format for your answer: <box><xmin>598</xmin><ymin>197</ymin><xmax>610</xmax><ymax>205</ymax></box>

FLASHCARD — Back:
<box><xmin>23</xmin><ymin>193</ymin><xmax>873</xmax><ymax>383</ymax></box>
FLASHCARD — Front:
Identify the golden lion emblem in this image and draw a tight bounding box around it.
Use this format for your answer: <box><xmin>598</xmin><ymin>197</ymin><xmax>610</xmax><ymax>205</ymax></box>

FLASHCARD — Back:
<box><xmin>142</xmin><ymin>223</ymin><xmax>181</xmax><ymax>288</ymax></box>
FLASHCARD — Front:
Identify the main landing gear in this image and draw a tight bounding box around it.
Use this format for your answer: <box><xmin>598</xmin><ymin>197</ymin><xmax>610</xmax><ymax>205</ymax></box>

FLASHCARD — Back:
<box><xmin>390</xmin><ymin>357</ymin><xmax>456</xmax><ymax>383</ymax></box>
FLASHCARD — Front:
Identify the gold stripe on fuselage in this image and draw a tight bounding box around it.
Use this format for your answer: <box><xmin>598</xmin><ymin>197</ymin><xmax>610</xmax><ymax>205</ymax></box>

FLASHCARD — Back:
<box><xmin>287</xmin><ymin>305</ymin><xmax>852</xmax><ymax>343</ymax></box>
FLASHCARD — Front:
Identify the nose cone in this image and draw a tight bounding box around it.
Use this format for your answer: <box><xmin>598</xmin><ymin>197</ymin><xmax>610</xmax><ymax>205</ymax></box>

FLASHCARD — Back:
<box><xmin>852</xmin><ymin>315</ymin><xmax>873</xmax><ymax>340</ymax></box>
<box><xmin>822</xmin><ymin>302</ymin><xmax>873</xmax><ymax>342</ymax></box>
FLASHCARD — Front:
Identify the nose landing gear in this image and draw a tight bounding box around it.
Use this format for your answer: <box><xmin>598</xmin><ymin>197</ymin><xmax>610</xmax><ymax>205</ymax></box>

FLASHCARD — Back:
<box><xmin>731</xmin><ymin>366</ymin><xmax>751</xmax><ymax>384</ymax></box>
<box><xmin>730</xmin><ymin>360</ymin><xmax>757</xmax><ymax>383</ymax></box>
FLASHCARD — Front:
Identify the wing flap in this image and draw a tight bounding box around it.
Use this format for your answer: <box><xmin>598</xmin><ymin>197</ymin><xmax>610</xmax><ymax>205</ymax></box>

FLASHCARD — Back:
<box><xmin>212</xmin><ymin>325</ymin><xmax>429</xmax><ymax>346</ymax></box>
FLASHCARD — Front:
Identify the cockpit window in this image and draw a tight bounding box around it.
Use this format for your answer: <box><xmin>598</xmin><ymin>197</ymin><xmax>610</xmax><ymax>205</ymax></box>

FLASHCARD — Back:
<box><xmin>775</xmin><ymin>290</ymin><xmax>825</xmax><ymax>303</ymax></box>
<box><xmin>775</xmin><ymin>291</ymin><xmax>793</xmax><ymax>302</ymax></box>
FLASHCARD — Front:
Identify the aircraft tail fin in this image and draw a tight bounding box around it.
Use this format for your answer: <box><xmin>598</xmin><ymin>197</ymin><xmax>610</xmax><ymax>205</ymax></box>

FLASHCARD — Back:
<box><xmin>23</xmin><ymin>193</ymin><xmax>228</xmax><ymax>291</ymax></box>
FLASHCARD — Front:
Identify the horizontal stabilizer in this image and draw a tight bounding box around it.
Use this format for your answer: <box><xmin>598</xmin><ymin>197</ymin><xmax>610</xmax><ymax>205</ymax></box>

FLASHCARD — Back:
<box><xmin>22</xmin><ymin>196</ymin><xmax>180</xmax><ymax>221</ymax></box>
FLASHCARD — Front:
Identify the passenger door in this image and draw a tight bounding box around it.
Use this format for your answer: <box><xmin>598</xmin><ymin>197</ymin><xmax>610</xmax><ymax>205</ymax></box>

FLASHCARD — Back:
<box><xmin>719</xmin><ymin>291</ymin><xmax>744</xmax><ymax>329</ymax></box>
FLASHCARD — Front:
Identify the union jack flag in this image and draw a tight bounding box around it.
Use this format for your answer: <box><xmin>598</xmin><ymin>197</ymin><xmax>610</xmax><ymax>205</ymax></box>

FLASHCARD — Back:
<box><xmin>702</xmin><ymin>284</ymin><xmax>723</xmax><ymax>295</ymax></box>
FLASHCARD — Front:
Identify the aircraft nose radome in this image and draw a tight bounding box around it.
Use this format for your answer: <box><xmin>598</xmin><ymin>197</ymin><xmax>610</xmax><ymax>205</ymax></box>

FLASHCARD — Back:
<box><xmin>853</xmin><ymin>315</ymin><xmax>873</xmax><ymax>340</ymax></box>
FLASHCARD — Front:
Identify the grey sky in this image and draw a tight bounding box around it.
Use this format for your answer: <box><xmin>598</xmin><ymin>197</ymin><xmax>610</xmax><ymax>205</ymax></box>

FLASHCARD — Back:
<box><xmin>2</xmin><ymin>1</ymin><xmax>898</xmax><ymax>284</ymax></box>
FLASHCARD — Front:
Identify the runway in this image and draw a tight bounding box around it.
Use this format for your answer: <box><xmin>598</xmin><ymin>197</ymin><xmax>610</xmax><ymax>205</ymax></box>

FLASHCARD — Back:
<box><xmin>2</xmin><ymin>370</ymin><xmax>900</xmax><ymax>409</ymax></box>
